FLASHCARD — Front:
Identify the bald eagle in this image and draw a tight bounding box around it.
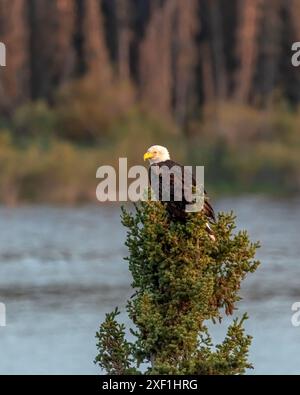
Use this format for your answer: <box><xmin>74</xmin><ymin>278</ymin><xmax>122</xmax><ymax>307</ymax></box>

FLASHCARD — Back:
<box><xmin>144</xmin><ymin>145</ymin><xmax>216</xmax><ymax>240</ymax></box>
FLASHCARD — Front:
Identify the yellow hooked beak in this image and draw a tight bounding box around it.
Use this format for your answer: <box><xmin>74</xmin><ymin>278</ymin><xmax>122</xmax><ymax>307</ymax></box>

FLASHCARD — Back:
<box><xmin>143</xmin><ymin>151</ymin><xmax>154</xmax><ymax>161</ymax></box>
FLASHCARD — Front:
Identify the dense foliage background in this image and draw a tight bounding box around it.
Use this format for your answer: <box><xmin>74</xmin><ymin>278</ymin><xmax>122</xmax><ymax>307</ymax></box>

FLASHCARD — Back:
<box><xmin>1</xmin><ymin>0</ymin><xmax>300</xmax><ymax>203</ymax></box>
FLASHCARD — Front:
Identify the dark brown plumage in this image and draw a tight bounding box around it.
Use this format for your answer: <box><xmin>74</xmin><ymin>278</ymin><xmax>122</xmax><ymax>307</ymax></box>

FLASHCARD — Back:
<box><xmin>148</xmin><ymin>159</ymin><xmax>216</xmax><ymax>238</ymax></box>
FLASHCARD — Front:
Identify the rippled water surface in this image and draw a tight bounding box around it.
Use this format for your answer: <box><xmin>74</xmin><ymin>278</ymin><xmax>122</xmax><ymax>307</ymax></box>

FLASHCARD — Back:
<box><xmin>0</xmin><ymin>197</ymin><xmax>299</xmax><ymax>374</ymax></box>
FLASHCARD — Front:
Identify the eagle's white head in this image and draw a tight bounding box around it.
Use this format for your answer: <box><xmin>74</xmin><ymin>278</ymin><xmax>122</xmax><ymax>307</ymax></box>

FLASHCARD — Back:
<box><xmin>143</xmin><ymin>145</ymin><xmax>170</xmax><ymax>165</ymax></box>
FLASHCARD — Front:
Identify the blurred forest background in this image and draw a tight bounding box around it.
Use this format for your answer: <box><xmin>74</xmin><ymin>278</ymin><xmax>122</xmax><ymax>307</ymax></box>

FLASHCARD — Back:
<box><xmin>0</xmin><ymin>0</ymin><xmax>300</xmax><ymax>204</ymax></box>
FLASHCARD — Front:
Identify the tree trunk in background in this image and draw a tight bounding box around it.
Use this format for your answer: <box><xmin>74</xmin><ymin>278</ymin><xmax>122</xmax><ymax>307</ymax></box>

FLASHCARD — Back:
<box><xmin>255</xmin><ymin>0</ymin><xmax>283</xmax><ymax>105</ymax></box>
<box><xmin>82</xmin><ymin>0</ymin><xmax>111</xmax><ymax>81</ymax></box>
<box><xmin>289</xmin><ymin>0</ymin><xmax>300</xmax><ymax>43</ymax></box>
<box><xmin>173</xmin><ymin>0</ymin><xmax>199</xmax><ymax>126</ymax></box>
<box><xmin>139</xmin><ymin>0</ymin><xmax>176</xmax><ymax>118</ymax></box>
<box><xmin>200</xmin><ymin>42</ymin><xmax>215</xmax><ymax>105</ymax></box>
<box><xmin>207</xmin><ymin>0</ymin><xmax>228</xmax><ymax>100</ymax></box>
<box><xmin>29</xmin><ymin>0</ymin><xmax>76</xmax><ymax>100</ymax></box>
<box><xmin>0</xmin><ymin>0</ymin><xmax>29</xmax><ymax>113</ymax></box>
<box><xmin>234</xmin><ymin>0</ymin><xmax>263</xmax><ymax>102</ymax></box>
<box><xmin>115</xmin><ymin>0</ymin><xmax>131</xmax><ymax>81</ymax></box>
<box><xmin>52</xmin><ymin>0</ymin><xmax>76</xmax><ymax>86</ymax></box>
<box><xmin>286</xmin><ymin>0</ymin><xmax>300</xmax><ymax>102</ymax></box>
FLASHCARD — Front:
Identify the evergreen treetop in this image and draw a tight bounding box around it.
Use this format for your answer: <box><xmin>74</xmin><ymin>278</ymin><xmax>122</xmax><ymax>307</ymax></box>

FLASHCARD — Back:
<box><xmin>95</xmin><ymin>200</ymin><xmax>260</xmax><ymax>375</ymax></box>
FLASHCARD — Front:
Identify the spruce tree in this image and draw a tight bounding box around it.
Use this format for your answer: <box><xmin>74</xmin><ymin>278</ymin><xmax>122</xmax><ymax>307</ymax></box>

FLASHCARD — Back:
<box><xmin>95</xmin><ymin>200</ymin><xmax>260</xmax><ymax>375</ymax></box>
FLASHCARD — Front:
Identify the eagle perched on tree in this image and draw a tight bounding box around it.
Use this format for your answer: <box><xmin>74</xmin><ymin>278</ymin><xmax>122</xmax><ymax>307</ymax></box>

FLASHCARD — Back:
<box><xmin>144</xmin><ymin>145</ymin><xmax>216</xmax><ymax>240</ymax></box>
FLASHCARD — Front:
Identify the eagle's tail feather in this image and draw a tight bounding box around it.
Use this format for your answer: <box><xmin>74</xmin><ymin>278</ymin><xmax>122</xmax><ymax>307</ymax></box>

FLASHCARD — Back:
<box><xmin>206</xmin><ymin>222</ymin><xmax>216</xmax><ymax>242</ymax></box>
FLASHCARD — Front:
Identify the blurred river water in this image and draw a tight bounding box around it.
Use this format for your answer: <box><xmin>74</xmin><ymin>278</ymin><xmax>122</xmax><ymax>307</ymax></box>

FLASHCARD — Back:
<box><xmin>0</xmin><ymin>197</ymin><xmax>300</xmax><ymax>374</ymax></box>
